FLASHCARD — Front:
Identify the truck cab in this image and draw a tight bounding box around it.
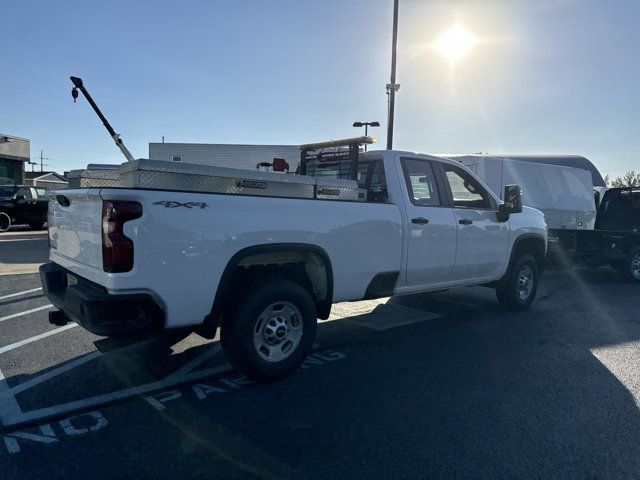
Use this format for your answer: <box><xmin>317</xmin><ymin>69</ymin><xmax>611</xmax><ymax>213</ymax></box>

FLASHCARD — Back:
<box><xmin>305</xmin><ymin>149</ymin><xmax>545</xmax><ymax>291</ymax></box>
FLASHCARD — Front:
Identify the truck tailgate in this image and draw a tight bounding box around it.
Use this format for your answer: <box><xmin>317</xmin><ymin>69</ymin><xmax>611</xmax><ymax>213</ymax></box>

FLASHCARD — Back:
<box><xmin>48</xmin><ymin>189</ymin><xmax>103</xmax><ymax>270</ymax></box>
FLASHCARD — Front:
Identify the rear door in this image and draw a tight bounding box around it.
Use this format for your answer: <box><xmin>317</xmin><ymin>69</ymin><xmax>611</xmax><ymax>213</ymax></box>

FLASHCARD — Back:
<box><xmin>400</xmin><ymin>157</ymin><xmax>457</xmax><ymax>286</ymax></box>
<box><xmin>439</xmin><ymin>163</ymin><xmax>509</xmax><ymax>281</ymax></box>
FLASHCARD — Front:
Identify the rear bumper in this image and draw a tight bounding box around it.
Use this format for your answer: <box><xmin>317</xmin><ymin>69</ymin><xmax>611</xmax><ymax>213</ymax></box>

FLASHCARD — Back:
<box><xmin>39</xmin><ymin>262</ymin><xmax>164</xmax><ymax>336</ymax></box>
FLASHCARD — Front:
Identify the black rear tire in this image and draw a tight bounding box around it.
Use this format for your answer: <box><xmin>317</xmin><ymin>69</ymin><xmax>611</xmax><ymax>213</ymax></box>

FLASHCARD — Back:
<box><xmin>220</xmin><ymin>278</ymin><xmax>317</xmax><ymax>382</ymax></box>
<box><xmin>496</xmin><ymin>253</ymin><xmax>539</xmax><ymax>311</ymax></box>
<box><xmin>0</xmin><ymin>212</ymin><xmax>10</xmax><ymax>232</ymax></box>
<box><xmin>615</xmin><ymin>247</ymin><xmax>640</xmax><ymax>283</ymax></box>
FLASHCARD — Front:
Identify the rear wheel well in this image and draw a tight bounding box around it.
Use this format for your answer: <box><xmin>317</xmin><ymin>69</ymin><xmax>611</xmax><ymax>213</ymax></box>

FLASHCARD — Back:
<box><xmin>207</xmin><ymin>246</ymin><xmax>333</xmax><ymax>334</ymax></box>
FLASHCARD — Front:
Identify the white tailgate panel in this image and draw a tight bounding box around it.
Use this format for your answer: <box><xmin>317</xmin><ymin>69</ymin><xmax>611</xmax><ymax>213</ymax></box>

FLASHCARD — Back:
<box><xmin>48</xmin><ymin>189</ymin><xmax>103</xmax><ymax>270</ymax></box>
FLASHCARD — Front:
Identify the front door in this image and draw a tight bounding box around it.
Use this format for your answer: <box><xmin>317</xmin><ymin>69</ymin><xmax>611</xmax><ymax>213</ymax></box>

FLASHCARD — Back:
<box><xmin>401</xmin><ymin>157</ymin><xmax>457</xmax><ymax>286</ymax></box>
<box><xmin>439</xmin><ymin>163</ymin><xmax>509</xmax><ymax>281</ymax></box>
<box><xmin>14</xmin><ymin>187</ymin><xmax>36</xmax><ymax>223</ymax></box>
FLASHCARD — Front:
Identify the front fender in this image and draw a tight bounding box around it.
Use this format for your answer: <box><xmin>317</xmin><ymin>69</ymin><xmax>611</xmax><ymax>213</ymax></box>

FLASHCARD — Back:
<box><xmin>509</xmin><ymin>206</ymin><xmax>548</xmax><ymax>254</ymax></box>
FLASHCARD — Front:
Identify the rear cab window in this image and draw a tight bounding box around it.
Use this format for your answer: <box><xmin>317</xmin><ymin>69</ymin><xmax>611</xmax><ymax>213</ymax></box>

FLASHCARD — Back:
<box><xmin>597</xmin><ymin>188</ymin><xmax>640</xmax><ymax>231</ymax></box>
<box><xmin>304</xmin><ymin>156</ymin><xmax>389</xmax><ymax>203</ymax></box>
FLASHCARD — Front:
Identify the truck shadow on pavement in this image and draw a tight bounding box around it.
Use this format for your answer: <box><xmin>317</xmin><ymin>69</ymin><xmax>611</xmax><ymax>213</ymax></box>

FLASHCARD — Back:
<box><xmin>3</xmin><ymin>266</ymin><xmax>640</xmax><ymax>479</ymax></box>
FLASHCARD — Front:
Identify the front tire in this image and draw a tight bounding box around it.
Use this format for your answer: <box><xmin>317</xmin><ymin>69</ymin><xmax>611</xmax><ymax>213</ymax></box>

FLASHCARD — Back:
<box><xmin>221</xmin><ymin>278</ymin><xmax>317</xmax><ymax>382</ymax></box>
<box><xmin>496</xmin><ymin>253</ymin><xmax>539</xmax><ymax>311</ymax></box>
<box><xmin>0</xmin><ymin>212</ymin><xmax>10</xmax><ymax>232</ymax></box>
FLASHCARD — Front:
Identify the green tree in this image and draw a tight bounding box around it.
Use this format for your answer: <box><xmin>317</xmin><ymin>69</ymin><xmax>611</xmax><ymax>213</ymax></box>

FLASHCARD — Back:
<box><xmin>606</xmin><ymin>170</ymin><xmax>640</xmax><ymax>188</ymax></box>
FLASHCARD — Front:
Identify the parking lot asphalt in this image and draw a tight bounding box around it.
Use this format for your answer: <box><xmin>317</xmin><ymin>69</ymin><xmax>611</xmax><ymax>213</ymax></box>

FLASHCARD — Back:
<box><xmin>2</xmin><ymin>229</ymin><xmax>640</xmax><ymax>479</ymax></box>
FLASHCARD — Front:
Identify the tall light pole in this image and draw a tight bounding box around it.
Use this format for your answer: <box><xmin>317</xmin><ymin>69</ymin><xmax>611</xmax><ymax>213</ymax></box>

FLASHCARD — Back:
<box><xmin>353</xmin><ymin>121</ymin><xmax>380</xmax><ymax>151</ymax></box>
<box><xmin>386</xmin><ymin>0</ymin><xmax>400</xmax><ymax>150</ymax></box>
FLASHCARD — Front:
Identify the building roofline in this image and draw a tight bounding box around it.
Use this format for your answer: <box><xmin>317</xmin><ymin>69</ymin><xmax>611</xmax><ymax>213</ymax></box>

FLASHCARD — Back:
<box><xmin>149</xmin><ymin>142</ymin><xmax>299</xmax><ymax>148</ymax></box>
<box><xmin>0</xmin><ymin>153</ymin><xmax>29</xmax><ymax>162</ymax></box>
<box><xmin>32</xmin><ymin>172</ymin><xmax>67</xmax><ymax>181</ymax></box>
<box><xmin>0</xmin><ymin>134</ymin><xmax>30</xmax><ymax>142</ymax></box>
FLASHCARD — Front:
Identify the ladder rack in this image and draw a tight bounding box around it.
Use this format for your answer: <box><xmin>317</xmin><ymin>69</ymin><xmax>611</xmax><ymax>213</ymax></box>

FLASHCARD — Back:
<box><xmin>299</xmin><ymin>136</ymin><xmax>376</xmax><ymax>180</ymax></box>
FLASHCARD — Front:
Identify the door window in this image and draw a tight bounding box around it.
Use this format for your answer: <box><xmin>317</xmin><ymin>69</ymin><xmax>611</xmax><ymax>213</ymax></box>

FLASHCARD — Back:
<box><xmin>15</xmin><ymin>188</ymin><xmax>33</xmax><ymax>201</ymax></box>
<box><xmin>401</xmin><ymin>158</ymin><xmax>441</xmax><ymax>206</ymax></box>
<box><xmin>442</xmin><ymin>165</ymin><xmax>491</xmax><ymax>209</ymax></box>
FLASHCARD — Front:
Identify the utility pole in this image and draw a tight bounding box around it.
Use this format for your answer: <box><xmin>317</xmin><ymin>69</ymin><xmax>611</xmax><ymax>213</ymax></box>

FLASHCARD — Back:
<box><xmin>386</xmin><ymin>0</ymin><xmax>400</xmax><ymax>150</ymax></box>
<box><xmin>40</xmin><ymin>150</ymin><xmax>43</xmax><ymax>172</ymax></box>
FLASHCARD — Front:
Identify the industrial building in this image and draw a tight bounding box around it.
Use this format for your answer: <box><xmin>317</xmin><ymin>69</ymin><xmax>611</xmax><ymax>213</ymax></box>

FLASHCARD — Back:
<box><xmin>148</xmin><ymin>142</ymin><xmax>301</xmax><ymax>171</ymax></box>
<box><xmin>0</xmin><ymin>134</ymin><xmax>29</xmax><ymax>184</ymax></box>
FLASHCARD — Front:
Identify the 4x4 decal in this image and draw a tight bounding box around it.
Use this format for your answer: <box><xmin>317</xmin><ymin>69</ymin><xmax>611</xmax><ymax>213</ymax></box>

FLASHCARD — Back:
<box><xmin>153</xmin><ymin>201</ymin><xmax>209</xmax><ymax>209</ymax></box>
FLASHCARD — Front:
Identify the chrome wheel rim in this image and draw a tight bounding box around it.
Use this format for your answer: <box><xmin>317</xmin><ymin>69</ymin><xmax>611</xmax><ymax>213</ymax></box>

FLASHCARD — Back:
<box><xmin>253</xmin><ymin>301</ymin><xmax>303</xmax><ymax>363</ymax></box>
<box><xmin>0</xmin><ymin>213</ymin><xmax>10</xmax><ymax>232</ymax></box>
<box><xmin>631</xmin><ymin>253</ymin><xmax>640</xmax><ymax>280</ymax></box>
<box><xmin>516</xmin><ymin>265</ymin><xmax>534</xmax><ymax>300</ymax></box>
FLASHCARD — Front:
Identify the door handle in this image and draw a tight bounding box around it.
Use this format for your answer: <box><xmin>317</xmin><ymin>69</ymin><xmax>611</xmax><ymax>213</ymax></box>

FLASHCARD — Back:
<box><xmin>458</xmin><ymin>219</ymin><xmax>473</xmax><ymax>225</ymax></box>
<box><xmin>411</xmin><ymin>217</ymin><xmax>429</xmax><ymax>225</ymax></box>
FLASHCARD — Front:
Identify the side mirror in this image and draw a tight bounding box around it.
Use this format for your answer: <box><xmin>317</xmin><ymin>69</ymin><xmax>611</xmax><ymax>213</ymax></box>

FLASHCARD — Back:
<box><xmin>497</xmin><ymin>184</ymin><xmax>523</xmax><ymax>222</ymax></box>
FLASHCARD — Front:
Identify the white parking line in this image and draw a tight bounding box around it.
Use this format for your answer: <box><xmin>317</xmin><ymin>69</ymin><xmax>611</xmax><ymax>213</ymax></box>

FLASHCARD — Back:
<box><xmin>166</xmin><ymin>347</ymin><xmax>220</xmax><ymax>379</ymax></box>
<box><xmin>11</xmin><ymin>351</ymin><xmax>102</xmax><ymax>395</ymax></box>
<box><xmin>3</xmin><ymin>364</ymin><xmax>231</xmax><ymax>427</ymax></box>
<box><xmin>0</xmin><ymin>287</ymin><xmax>43</xmax><ymax>301</ymax></box>
<box><xmin>0</xmin><ymin>304</ymin><xmax>53</xmax><ymax>322</ymax></box>
<box><xmin>0</xmin><ymin>367</ymin><xmax>23</xmax><ymax>426</ymax></box>
<box><xmin>0</xmin><ymin>324</ymin><xmax>78</xmax><ymax>355</ymax></box>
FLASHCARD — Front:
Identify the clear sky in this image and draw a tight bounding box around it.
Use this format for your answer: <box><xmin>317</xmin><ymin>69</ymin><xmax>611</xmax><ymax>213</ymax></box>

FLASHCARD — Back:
<box><xmin>2</xmin><ymin>0</ymin><xmax>638</xmax><ymax>178</ymax></box>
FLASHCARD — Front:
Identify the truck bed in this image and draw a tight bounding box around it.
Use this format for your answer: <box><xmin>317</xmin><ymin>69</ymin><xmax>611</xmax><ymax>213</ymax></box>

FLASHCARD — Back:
<box><xmin>48</xmin><ymin>187</ymin><xmax>403</xmax><ymax>329</ymax></box>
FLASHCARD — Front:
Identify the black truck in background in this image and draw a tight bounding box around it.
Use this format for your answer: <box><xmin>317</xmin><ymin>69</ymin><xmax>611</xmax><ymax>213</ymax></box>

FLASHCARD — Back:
<box><xmin>0</xmin><ymin>185</ymin><xmax>49</xmax><ymax>232</ymax></box>
<box><xmin>555</xmin><ymin>187</ymin><xmax>640</xmax><ymax>281</ymax></box>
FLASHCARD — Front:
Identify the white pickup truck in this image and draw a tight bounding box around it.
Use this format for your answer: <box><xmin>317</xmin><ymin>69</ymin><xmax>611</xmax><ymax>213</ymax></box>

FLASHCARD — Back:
<box><xmin>41</xmin><ymin>145</ymin><xmax>547</xmax><ymax>381</ymax></box>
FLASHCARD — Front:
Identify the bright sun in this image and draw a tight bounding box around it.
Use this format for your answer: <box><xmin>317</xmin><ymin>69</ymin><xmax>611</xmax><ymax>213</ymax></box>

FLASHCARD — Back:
<box><xmin>435</xmin><ymin>24</ymin><xmax>478</xmax><ymax>63</ymax></box>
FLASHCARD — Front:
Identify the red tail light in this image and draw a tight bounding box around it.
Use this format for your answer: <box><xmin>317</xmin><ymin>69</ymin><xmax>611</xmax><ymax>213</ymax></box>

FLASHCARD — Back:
<box><xmin>102</xmin><ymin>200</ymin><xmax>142</xmax><ymax>273</ymax></box>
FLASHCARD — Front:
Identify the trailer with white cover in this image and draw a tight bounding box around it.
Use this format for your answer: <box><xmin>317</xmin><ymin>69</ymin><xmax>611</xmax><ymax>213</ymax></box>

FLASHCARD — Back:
<box><xmin>446</xmin><ymin>154</ymin><xmax>640</xmax><ymax>280</ymax></box>
<box><xmin>447</xmin><ymin>154</ymin><xmax>598</xmax><ymax>231</ymax></box>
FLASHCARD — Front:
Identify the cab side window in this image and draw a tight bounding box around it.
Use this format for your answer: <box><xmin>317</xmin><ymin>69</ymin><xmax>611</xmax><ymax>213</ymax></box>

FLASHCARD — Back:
<box><xmin>15</xmin><ymin>188</ymin><xmax>33</xmax><ymax>201</ymax></box>
<box><xmin>442</xmin><ymin>165</ymin><xmax>492</xmax><ymax>209</ymax></box>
